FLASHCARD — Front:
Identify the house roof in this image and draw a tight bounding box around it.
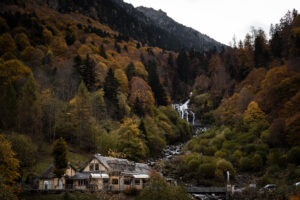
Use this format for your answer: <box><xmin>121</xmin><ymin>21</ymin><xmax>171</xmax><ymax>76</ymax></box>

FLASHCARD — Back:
<box><xmin>89</xmin><ymin>154</ymin><xmax>150</xmax><ymax>175</ymax></box>
<box><xmin>69</xmin><ymin>172</ymin><xmax>90</xmax><ymax>180</ymax></box>
<box><xmin>40</xmin><ymin>164</ymin><xmax>56</xmax><ymax>179</ymax></box>
<box><xmin>39</xmin><ymin>162</ymin><xmax>77</xmax><ymax>179</ymax></box>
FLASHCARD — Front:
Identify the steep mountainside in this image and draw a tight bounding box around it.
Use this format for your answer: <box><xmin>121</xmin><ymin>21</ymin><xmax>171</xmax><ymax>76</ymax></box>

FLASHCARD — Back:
<box><xmin>137</xmin><ymin>6</ymin><xmax>224</xmax><ymax>52</ymax></box>
<box><xmin>42</xmin><ymin>0</ymin><xmax>222</xmax><ymax>52</ymax></box>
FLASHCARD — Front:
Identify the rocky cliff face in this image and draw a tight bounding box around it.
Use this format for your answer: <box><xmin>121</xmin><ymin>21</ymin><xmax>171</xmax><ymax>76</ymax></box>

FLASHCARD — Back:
<box><xmin>137</xmin><ymin>6</ymin><xmax>224</xmax><ymax>52</ymax></box>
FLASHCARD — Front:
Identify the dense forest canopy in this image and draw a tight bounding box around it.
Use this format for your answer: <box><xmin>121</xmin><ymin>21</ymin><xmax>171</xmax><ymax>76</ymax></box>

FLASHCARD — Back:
<box><xmin>0</xmin><ymin>0</ymin><xmax>299</xmax><ymax>199</ymax></box>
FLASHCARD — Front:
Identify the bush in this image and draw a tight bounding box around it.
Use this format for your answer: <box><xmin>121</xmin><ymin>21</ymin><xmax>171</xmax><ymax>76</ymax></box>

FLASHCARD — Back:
<box><xmin>15</xmin><ymin>33</ymin><xmax>30</xmax><ymax>50</ymax></box>
<box><xmin>217</xmin><ymin>159</ymin><xmax>235</xmax><ymax>176</ymax></box>
<box><xmin>7</xmin><ymin>133</ymin><xmax>38</xmax><ymax>168</ymax></box>
<box><xmin>287</xmin><ymin>146</ymin><xmax>300</xmax><ymax>165</ymax></box>
<box><xmin>230</xmin><ymin>150</ymin><xmax>242</xmax><ymax>166</ymax></box>
<box><xmin>204</xmin><ymin>146</ymin><xmax>218</xmax><ymax>156</ymax></box>
<box><xmin>214</xmin><ymin>151</ymin><xmax>227</xmax><ymax>159</ymax></box>
<box><xmin>251</xmin><ymin>154</ymin><xmax>264</xmax><ymax>171</ymax></box>
<box><xmin>198</xmin><ymin>163</ymin><xmax>216</xmax><ymax>179</ymax></box>
<box><xmin>239</xmin><ymin>157</ymin><xmax>252</xmax><ymax>172</ymax></box>
<box><xmin>258</xmin><ymin>175</ymin><xmax>272</xmax><ymax>187</ymax></box>
<box><xmin>0</xmin><ymin>33</ymin><xmax>16</xmax><ymax>55</ymax></box>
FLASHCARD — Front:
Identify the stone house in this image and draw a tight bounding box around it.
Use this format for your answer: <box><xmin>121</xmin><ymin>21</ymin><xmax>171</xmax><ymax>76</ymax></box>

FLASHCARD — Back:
<box><xmin>38</xmin><ymin>162</ymin><xmax>76</xmax><ymax>190</ymax></box>
<box><xmin>38</xmin><ymin>153</ymin><xmax>151</xmax><ymax>191</ymax></box>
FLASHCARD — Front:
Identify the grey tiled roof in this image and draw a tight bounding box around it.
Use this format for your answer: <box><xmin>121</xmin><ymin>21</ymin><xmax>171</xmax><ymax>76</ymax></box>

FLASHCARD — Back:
<box><xmin>39</xmin><ymin>163</ymin><xmax>77</xmax><ymax>179</ymax></box>
<box><xmin>69</xmin><ymin>172</ymin><xmax>90</xmax><ymax>180</ymax></box>
<box><xmin>40</xmin><ymin>164</ymin><xmax>56</xmax><ymax>179</ymax></box>
<box><xmin>93</xmin><ymin>154</ymin><xmax>150</xmax><ymax>174</ymax></box>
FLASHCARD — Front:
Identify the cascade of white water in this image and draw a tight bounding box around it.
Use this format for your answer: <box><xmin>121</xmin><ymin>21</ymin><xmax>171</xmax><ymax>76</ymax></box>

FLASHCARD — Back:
<box><xmin>191</xmin><ymin>111</ymin><xmax>195</xmax><ymax>125</ymax></box>
<box><xmin>172</xmin><ymin>98</ymin><xmax>195</xmax><ymax>125</ymax></box>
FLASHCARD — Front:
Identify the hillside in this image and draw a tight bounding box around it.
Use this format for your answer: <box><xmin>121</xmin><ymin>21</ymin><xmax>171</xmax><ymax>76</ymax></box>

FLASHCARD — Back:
<box><xmin>137</xmin><ymin>6</ymin><xmax>224</xmax><ymax>52</ymax></box>
<box><xmin>0</xmin><ymin>0</ymin><xmax>299</xmax><ymax>199</ymax></box>
<box><xmin>45</xmin><ymin>0</ymin><xmax>223</xmax><ymax>52</ymax></box>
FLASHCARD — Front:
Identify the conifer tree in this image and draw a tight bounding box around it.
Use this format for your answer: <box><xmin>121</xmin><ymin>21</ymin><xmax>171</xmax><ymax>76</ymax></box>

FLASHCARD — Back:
<box><xmin>18</xmin><ymin>76</ymin><xmax>41</xmax><ymax>135</ymax></box>
<box><xmin>100</xmin><ymin>45</ymin><xmax>107</xmax><ymax>59</ymax></box>
<box><xmin>133</xmin><ymin>97</ymin><xmax>144</xmax><ymax>117</ymax></box>
<box><xmin>0</xmin><ymin>81</ymin><xmax>17</xmax><ymax>129</ymax></box>
<box><xmin>74</xmin><ymin>81</ymin><xmax>91</xmax><ymax>149</ymax></box>
<box><xmin>176</xmin><ymin>50</ymin><xmax>189</xmax><ymax>82</ymax></box>
<box><xmin>114</xmin><ymin>41</ymin><xmax>121</xmax><ymax>53</ymax></box>
<box><xmin>104</xmin><ymin>68</ymin><xmax>119</xmax><ymax>103</ymax></box>
<box><xmin>91</xmin><ymin>89</ymin><xmax>106</xmax><ymax>121</ymax></box>
<box><xmin>126</xmin><ymin>62</ymin><xmax>136</xmax><ymax>81</ymax></box>
<box><xmin>147</xmin><ymin>60</ymin><xmax>168</xmax><ymax>106</ymax></box>
<box><xmin>52</xmin><ymin>137</ymin><xmax>68</xmax><ymax>177</ymax></box>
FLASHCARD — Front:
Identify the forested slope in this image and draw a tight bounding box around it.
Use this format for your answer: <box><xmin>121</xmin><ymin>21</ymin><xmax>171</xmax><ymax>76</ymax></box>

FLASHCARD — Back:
<box><xmin>0</xmin><ymin>0</ymin><xmax>299</xmax><ymax>199</ymax></box>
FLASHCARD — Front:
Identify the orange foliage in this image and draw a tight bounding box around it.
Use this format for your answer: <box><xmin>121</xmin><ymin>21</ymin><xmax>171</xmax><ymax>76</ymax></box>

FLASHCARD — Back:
<box><xmin>129</xmin><ymin>77</ymin><xmax>155</xmax><ymax>114</ymax></box>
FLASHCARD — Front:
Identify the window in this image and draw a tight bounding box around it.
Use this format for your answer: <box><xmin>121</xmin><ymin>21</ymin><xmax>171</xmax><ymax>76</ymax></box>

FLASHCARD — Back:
<box><xmin>79</xmin><ymin>180</ymin><xmax>87</xmax><ymax>186</ymax></box>
<box><xmin>103</xmin><ymin>179</ymin><xmax>109</xmax><ymax>184</ymax></box>
<box><xmin>89</xmin><ymin>164</ymin><xmax>94</xmax><ymax>171</ymax></box>
<box><xmin>124</xmin><ymin>179</ymin><xmax>131</xmax><ymax>185</ymax></box>
<box><xmin>112</xmin><ymin>179</ymin><xmax>118</xmax><ymax>185</ymax></box>
<box><xmin>95</xmin><ymin>164</ymin><xmax>99</xmax><ymax>171</ymax></box>
<box><xmin>135</xmin><ymin>179</ymin><xmax>140</xmax><ymax>185</ymax></box>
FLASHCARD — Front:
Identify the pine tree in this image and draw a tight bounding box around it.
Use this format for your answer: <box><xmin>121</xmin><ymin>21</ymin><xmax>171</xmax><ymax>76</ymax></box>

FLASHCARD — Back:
<box><xmin>254</xmin><ymin>30</ymin><xmax>270</xmax><ymax>68</ymax></box>
<box><xmin>52</xmin><ymin>137</ymin><xmax>68</xmax><ymax>177</ymax></box>
<box><xmin>0</xmin><ymin>81</ymin><xmax>18</xmax><ymax>129</ymax></box>
<box><xmin>133</xmin><ymin>97</ymin><xmax>144</xmax><ymax>117</ymax></box>
<box><xmin>176</xmin><ymin>50</ymin><xmax>189</xmax><ymax>82</ymax></box>
<box><xmin>147</xmin><ymin>61</ymin><xmax>168</xmax><ymax>106</ymax></box>
<box><xmin>126</xmin><ymin>62</ymin><xmax>136</xmax><ymax>81</ymax></box>
<box><xmin>168</xmin><ymin>53</ymin><xmax>174</xmax><ymax>67</ymax></box>
<box><xmin>91</xmin><ymin>89</ymin><xmax>106</xmax><ymax>121</ymax></box>
<box><xmin>74</xmin><ymin>54</ymin><xmax>96</xmax><ymax>91</ymax></box>
<box><xmin>104</xmin><ymin>68</ymin><xmax>119</xmax><ymax>103</ymax></box>
<box><xmin>18</xmin><ymin>76</ymin><xmax>41</xmax><ymax>135</ymax></box>
<box><xmin>100</xmin><ymin>44</ymin><xmax>107</xmax><ymax>59</ymax></box>
<box><xmin>83</xmin><ymin>54</ymin><xmax>96</xmax><ymax>91</ymax></box>
<box><xmin>74</xmin><ymin>81</ymin><xmax>91</xmax><ymax>149</ymax></box>
<box><xmin>138</xmin><ymin>119</ymin><xmax>147</xmax><ymax>141</ymax></box>
<box><xmin>114</xmin><ymin>41</ymin><xmax>121</xmax><ymax>53</ymax></box>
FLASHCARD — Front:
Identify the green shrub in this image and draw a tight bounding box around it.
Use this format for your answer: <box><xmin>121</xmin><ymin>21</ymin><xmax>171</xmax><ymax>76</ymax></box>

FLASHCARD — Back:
<box><xmin>198</xmin><ymin>163</ymin><xmax>216</xmax><ymax>179</ymax></box>
<box><xmin>258</xmin><ymin>175</ymin><xmax>272</xmax><ymax>187</ymax></box>
<box><xmin>287</xmin><ymin>146</ymin><xmax>300</xmax><ymax>165</ymax></box>
<box><xmin>217</xmin><ymin>159</ymin><xmax>235</xmax><ymax>176</ymax></box>
<box><xmin>239</xmin><ymin>157</ymin><xmax>252</xmax><ymax>172</ymax></box>
<box><xmin>251</xmin><ymin>154</ymin><xmax>263</xmax><ymax>171</ymax></box>
<box><xmin>214</xmin><ymin>151</ymin><xmax>227</xmax><ymax>159</ymax></box>
<box><xmin>230</xmin><ymin>150</ymin><xmax>243</xmax><ymax>166</ymax></box>
<box><xmin>204</xmin><ymin>146</ymin><xmax>218</xmax><ymax>156</ymax></box>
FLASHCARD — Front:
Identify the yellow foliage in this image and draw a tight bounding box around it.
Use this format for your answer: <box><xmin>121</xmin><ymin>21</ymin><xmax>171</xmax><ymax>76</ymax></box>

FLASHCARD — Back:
<box><xmin>114</xmin><ymin>69</ymin><xmax>129</xmax><ymax>93</ymax></box>
<box><xmin>0</xmin><ymin>59</ymin><xmax>32</xmax><ymax>86</ymax></box>
<box><xmin>0</xmin><ymin>33</ymin><xmax>16</xmax><ymax>55</ymax></box>
<box><xmin>129</xmin><ymin>77</ymin><xmax>155</xmax><ymax>114</ymax></box>
<box><xmin>78</xmin><ymin>44</ymin><xmax>93</xmax><ymax>59</ymax></box>
<box><xmin>134</xmin><ymin>61</ymin><xmax>148</xmax><ymax>79</ymax></box>
<box><xmin>95</xmin><ymin>62</ymin><xmax>108</xmax><ymax>86</ymax></box>
<box><xmin>42</xmin><ymin>28</ymin><xmax>53</xmax><ymax>44</ymax></box>
<box><xmin>216</xmin><ymin>93</ymin><xmax>240</xmax><ymax>125</ymax></box>
<box><xmin>50</xmin><ymin>36</ymin><xmax>68</xmax><ymax>56</ymax></box>
<box><xmin>261</xmin><ymin>66</ymin><xmax>289</xmax><ymax>90</ymax></box>
<box><xmin>243</xmin><ymin>101</ymin><xmax>267</xmax><ymax>125</ymax></box>
<box><xmin>0</xmin><ymin>134</ymin><xmax>20</xmax><ymax>184</ymax></box>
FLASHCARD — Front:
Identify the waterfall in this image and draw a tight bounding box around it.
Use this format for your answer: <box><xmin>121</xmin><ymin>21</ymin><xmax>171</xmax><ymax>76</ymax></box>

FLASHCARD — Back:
<box><xmin>172</xmin><ymin>98</ymin><xmax>195</xmax><ymax>125</ymax></box>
